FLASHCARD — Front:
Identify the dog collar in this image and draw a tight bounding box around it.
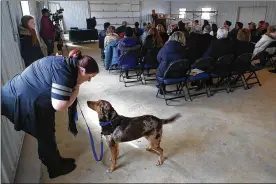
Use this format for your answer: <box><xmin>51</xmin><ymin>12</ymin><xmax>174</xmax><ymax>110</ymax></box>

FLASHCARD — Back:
<box><xmin>99</xmin><ymin>121</ymin><xmax>112</xmax><ymax>127</ymax></box>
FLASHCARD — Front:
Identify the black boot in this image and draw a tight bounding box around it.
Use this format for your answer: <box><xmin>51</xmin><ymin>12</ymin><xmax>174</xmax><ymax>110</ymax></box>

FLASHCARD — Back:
<box><xmin>48</xmin><ymin>162</ymin><xmax>77</xmax><ymax>179</ymax></box>
<box><xmin>60</xmin><ymin>157</ymin><xmax>75</xmax><ymax>165</ymax></box>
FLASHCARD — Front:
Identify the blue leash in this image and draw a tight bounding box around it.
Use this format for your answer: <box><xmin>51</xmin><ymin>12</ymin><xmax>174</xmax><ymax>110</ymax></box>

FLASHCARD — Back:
<box><xmin>77</xmin><ymin>102</ymin><xmax>104</xmax><ymax>162</ymax></box>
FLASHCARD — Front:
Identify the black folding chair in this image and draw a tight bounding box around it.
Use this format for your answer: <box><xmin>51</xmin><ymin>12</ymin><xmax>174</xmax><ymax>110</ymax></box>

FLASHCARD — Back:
<box><xmin>118</xmin><ymin>51</ymin><xmax>143</xmax><ymax>87</ymax></box>
<box><xmin>185</xmin><ymin>57</ymin><xmax>215</xmax><ymax>101</ymax></box>
<box><xmin>231</xmin><ymin>53</ymin><xmax>253</xmax><ymax>90</ymax></box>
<box><xmin>267</xmin><ymin>41</ymin><xmax>276</xmax><ymax>69</ymax></box>
<box><xmin>209</xmin><ymin>54</ymin><xmax>235</xmax><ymax>93</ymax></box>
<box><xmin>156</xmin><ymin>59</ymin><xmax>190</xmax><ymax>105</ymax></box>
<box><xmin>142</xmin><ymin>47</ymin><xmax>160</xmax><ymax>84</ymax></box>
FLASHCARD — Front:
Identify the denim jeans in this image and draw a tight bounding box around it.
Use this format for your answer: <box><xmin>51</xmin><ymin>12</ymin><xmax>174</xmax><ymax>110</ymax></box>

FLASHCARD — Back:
<box><xmin>42</xmin><ymin>37</ymin><xmax>54</xmax><ymax>55</ymax></box>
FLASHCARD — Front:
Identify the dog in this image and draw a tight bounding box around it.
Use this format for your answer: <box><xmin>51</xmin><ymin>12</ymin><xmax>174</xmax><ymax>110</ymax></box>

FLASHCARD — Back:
<box><xmin>87</xmin><ymin>100</ymin><xmax>181</xmax><ymax>172</ymax></box>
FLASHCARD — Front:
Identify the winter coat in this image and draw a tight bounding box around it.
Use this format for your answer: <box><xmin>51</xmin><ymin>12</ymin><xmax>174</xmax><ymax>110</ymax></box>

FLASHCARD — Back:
<box><xmin>159</xmin><ymin>32</ymin><xmax>169</xmax><ymax>44</ymax></box>
<box><xmin>156</xmin><ymin>40</ymin><xmax>187</xmax><ymax>77</ymax></box>
<box><xmin>99</xmin><ymin>29</ymin><xmax>107</xmax><ymax>49</ymax></box>
<box><xmin>142</xmin><ymin>35</ymin><xmax>163</xmax><ymax>56</ymax></box>
<box><xmin>253</xmin><ymin>34</ymin><xmax>276</xmax><ymax>57</ymax></box>
<box><xmin>202</xmin><ymin>38</ymin><xmax>233</xmax><ymax>59</ymax></box>
<box><xmin>18</xmin><ymin>26</ymin><xmax>44</xmax><ymax>67</ymax></box>
<box><xmin>233</xmin><ymin>40</ymin><xmax>255</xmax><ymax>57</ymax></box>
<box><xmin>104</xmin><ymin>40</ymin><xmax>119</xmax><ymax>70</ymax></box>
<box><xmin>118</xmin><ymin>37</ymin><xmax>141</xmax><ymax>57</ymax></box>
<box><xmin>40</xmin><ymin>15</ymin><xmax>55</xmax><ymax>39</ymax></box>
<box><xmin>104</xmin><ymin>33</ymin><xmax>119</xmax><ymax>48</ymax></box>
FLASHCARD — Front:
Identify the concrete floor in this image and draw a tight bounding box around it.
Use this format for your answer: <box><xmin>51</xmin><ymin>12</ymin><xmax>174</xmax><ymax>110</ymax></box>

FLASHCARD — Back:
<box><xmin>41</xmin><ymin>43</ymin><xmax>276</xmax><ymax>183</ymax></box>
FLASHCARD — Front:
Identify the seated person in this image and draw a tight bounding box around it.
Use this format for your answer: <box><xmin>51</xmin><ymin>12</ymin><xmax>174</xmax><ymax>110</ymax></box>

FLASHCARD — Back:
<box><xmin>118</xmin><ymin>27</ymin><xmax>141</xmax><ymax>77</ymax></box>
<box><xmin>104</xmin><ymin>26</ymin><xmax>119</xmax><ymax>48</ymax></box>
<box><xmin>156</xmin><ymin>31</ymin><xmax>188</xmax><ymax>94</ymax></box>
<box><xmin>156</xmin><ymin>24</ymin><xmax>169</xmax><ymax>44</ymax></box>
<box><xmin>116</xmin><ymin>21</ymin><xmax>127</xmax><ymax>38</ymax></box>
<box><xmin>156</xmin><ymin>31</ymin><xmax>187</xmax><ymax>80</ymax></box>
<box><xmin>202</xmin><ymin>27</ymin><xmax>233</xmax><ymax>59</ymax></box>
<box><xmin>233</xmin><ymin>28</ymin><xmax>254</xmax><ymax>57</ymax></box>
<box><xmin>99</xmin><ymin>22</ymin><xmax>110</xmax><ymax>59</ymax></box>
<box><xmin>133</xmin><ymin>22</ymin><xmax>144</xmax><ymax>38</ymax></box>
<box><xmin>104</xmin><ymin>40</ymin><xmax>119</xmax><ymax>70</ymax></box>
<box><xmin>229</xmin><ymin>22</ymin><xmax>243</xmax><ymax>40</ymax></box>
<box><xmin>142</xmin><ymin>27</ymin><xmax>163</xmax><ymax>56</ymax></box>
<box><xmin>170</xmin><ymin>21</ymin><xmax>189</xmax><ymax>39</ymax></box>
<box><xmin>142</xmin><ymin>24</ymin><xmax>152</xmax><ymax>44</ymax></box>
<box><xmin>118</xmin><ymin>27</ymin><xmax>141</xmax><ymax>57</ymax></box>
<box><xmin>249</xmin><ymin>22</ymin><xmax>261</xmax><ymax>43</ymax></box>
<box><xmin>253</xmin><ymin>25</ymin><xmax>276</xmax><ymax>66</ymax></box>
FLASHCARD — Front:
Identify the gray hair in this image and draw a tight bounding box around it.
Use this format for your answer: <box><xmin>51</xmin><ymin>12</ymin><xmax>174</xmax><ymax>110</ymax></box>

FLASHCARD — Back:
<box><xmin>217</xmin><ymin>27</ymin><xmax>228</xmax><ymax>39</ymax></box>
<box><xmin>122</xmin><ymin>21</ymin><xmax>127</xmax><ymax>26</ymax></box>
<box><xmin>169</xmin><ymin>31</ymin><xmax>186</xmax><ymax>45</ymax></box>
<box><xmin>203</xmin><ymin>25</ymin><xmax>211</xmax><ymax>34</ymax></box>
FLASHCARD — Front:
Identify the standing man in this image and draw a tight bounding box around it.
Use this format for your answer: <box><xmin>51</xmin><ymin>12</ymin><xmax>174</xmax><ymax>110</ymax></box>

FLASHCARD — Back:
<box><xmin>151</xmin><ymin>9</ymin><xmax>158</xmax><ymax>28</ymax></box>
<box><xmin>1</xmin><ymin>49</ymin><xmax>99</xmax><ymax>179</ymax></box>
<box><xmin>40</xmin><ymin>8</ymin><xmax>55</xmax><ymax>55</ymax></box>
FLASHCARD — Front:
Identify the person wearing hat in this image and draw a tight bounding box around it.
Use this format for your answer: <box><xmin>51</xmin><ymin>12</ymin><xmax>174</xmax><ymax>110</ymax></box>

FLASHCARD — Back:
<box><xmin>40</xmin><ymin>8</ymin><xmax>55</xmax><ymax>55</ymax></box>
<box><xmin>223</xmin><ymin>20</ymin><xmax>232</xmax><ymax>31</ymax></box>
<box><xmin>1</xmin><ymin>49</ymin><xmax>99</xmax><ymax>179</ymax></box>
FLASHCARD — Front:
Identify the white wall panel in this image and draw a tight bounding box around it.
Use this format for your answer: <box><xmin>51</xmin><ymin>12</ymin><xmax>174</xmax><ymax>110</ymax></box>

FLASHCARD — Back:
<box><xmin>57</xmin><ymin>1</ymin><xmax>90</xmax><ymax>30</ymax></box>
<box><xmin>50</xmin><ymin>1</ymin><xmax>276</xmax><ymax>32</ymax></box>
<box><xmin>171</xmin><ymin>1</ymin><xmax>276</xmax><ymax>28</ymax></box>
<box><xmin>1</xmin><ymin>1</ymin><xmax>26</xmax><ymax>183</ymax></box>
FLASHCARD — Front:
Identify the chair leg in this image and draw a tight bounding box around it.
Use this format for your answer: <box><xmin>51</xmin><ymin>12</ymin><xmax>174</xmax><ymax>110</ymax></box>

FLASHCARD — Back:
<box><xmin>241</xmin><ymin>74</ymin><xmax>248</xmax><ymax>90</ymax></box>
<box><xmin>185</xmin><ymin>83</ymin><xmax>192</xmax><ymax>101</ymax></box>
<box><xmin>254</xmin><ymin>71</ymin><xmax>262</xmax><ymax>86</ymax></box>
<box><xmin>204</xmin><ymin>82</ymin><xmax>210</xmax><ymax>97</ymax></box>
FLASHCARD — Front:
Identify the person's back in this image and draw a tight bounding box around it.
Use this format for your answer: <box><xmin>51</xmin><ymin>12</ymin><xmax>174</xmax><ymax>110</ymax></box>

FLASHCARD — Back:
<box><xmin>118</xmin><ymin>27</ymin><xmax>140</xmax><ymax>57</ymax></box>
<box><xmin>2</xmin><ymin>56</ymin><xmax>78</xmax><ymax>134</ymax></box>
<box><xmin>233</xmin><ymin>28</ymin><xmax>254</xmax><ymax>57</ymax></box>
<box><xmin>157</xmin><ymin>39</ymin><xmax>187</xmax><ymax>77</ymax></box>
<box><xmin>233</xmin><ymin>40</ymin><xmax>254</xmax><ymax>57</ymax></box>
<box><xmin>209</xmin><ymin>38</ymin><xmax>233</xmax><ymax>59</ymax></box>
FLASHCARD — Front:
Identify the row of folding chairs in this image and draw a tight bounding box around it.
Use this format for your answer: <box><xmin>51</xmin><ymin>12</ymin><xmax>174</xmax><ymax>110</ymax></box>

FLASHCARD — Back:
<box><xmin>156</xmin><ymin>53</ymin><xmax>263</xmax><ymax>105</ymax></box>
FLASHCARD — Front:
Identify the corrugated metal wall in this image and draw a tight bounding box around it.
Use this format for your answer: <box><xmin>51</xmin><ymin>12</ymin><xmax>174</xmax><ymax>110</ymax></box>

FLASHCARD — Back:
<box><xmin>170</xmin><ymin>1</ymin><xmax>276</xmax><ymax>27</ymax></box>
<box><xmin>1</xmin><ymin>1</ymin><xmax>25</xmax><ymax>183</ymax></box>
<box><xmin>53</xmin><ymin>0</ymin><xmax>276</xmax><ymax>31</ymax></box>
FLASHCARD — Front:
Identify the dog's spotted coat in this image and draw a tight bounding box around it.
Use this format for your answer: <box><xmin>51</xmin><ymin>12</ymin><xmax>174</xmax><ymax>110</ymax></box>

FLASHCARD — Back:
<box><xmin>87</xmin><ymin>100</ymin><xmax>181</xmax><ymax>172</ymax></box>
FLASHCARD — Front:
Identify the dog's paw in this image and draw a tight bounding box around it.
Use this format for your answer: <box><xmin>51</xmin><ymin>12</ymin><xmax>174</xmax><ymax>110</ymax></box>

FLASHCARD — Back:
<box><xmin>106</xmin><ymin>167</ymin><xmax>115</xmax><ymax>173</ymax></box>
<box><xmin>156</xmin><ymin>159</ymin><xmax>164</xmax><ymax>166</ymax></box>
<box><xmin>146</xmin><ymin>146</ymin><xmax>153</xmax><ymax>151</ymax></box>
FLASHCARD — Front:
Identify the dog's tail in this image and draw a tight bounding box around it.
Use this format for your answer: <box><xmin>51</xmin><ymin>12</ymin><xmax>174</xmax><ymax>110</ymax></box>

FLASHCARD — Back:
<box><xmin>162</xmin><ymin>113</ymin><xmax>181</xmax><ymax>124</ymax></box>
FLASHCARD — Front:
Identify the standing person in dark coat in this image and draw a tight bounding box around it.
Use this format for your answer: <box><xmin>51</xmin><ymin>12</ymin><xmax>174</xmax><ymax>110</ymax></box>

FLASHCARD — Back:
<box><xmin>40</xmin><ymin>8</ymin><xmax>55</xmax><ymax>55</ymax></box>
<box><xmin>1</xmin><ymin>50</ymin><xmax>99</xmax><ymax>179</ymax></box>
<box><xmin>19</xmin><ymin>15</ymin><xmax>44</xmax><ymax>67</ymax></box>
<box><xmin>229</xmin><ymin>22</ymin><xmax>243</xmax><ymax>40</ymax></box>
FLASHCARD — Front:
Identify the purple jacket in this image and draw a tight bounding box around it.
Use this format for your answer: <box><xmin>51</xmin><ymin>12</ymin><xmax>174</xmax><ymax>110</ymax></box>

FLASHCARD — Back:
<box><xmin>157</xmin><ymin>40</ymin><xmax>187</xmax><ymax>77</ymax></box>
<box><xmin>118</xmin><ymin>37</ymin><xmax>140</xmax><ymax>57</ymax></box>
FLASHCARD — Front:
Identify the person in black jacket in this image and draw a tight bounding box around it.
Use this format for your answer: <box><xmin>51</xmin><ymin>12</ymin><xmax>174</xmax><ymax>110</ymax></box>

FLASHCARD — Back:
<box><xmin>19</xmin><ymin>15</ymin><xmax>44</xmax><ymax>67</ymax></box>
<box><xmin>229</xmin><ymin>22</ymin><xmax>243</xmax><ymax>40</ymax></box>
<box><xmin>202</xmin><ymin>27</ymin><xmax>233</xmax><ymax>59</ymax></box>
<box><xmin>233</xmin><ymin>28</ymin><xmax>254</xmax><ymax>57</ymax></box>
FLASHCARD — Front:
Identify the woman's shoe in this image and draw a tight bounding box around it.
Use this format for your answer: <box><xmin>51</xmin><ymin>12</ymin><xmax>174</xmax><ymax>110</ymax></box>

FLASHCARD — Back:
<box><xmin>48</xmin><ymin>162</ymin><xmax>76</xmax><ymax>179</ymax></box>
